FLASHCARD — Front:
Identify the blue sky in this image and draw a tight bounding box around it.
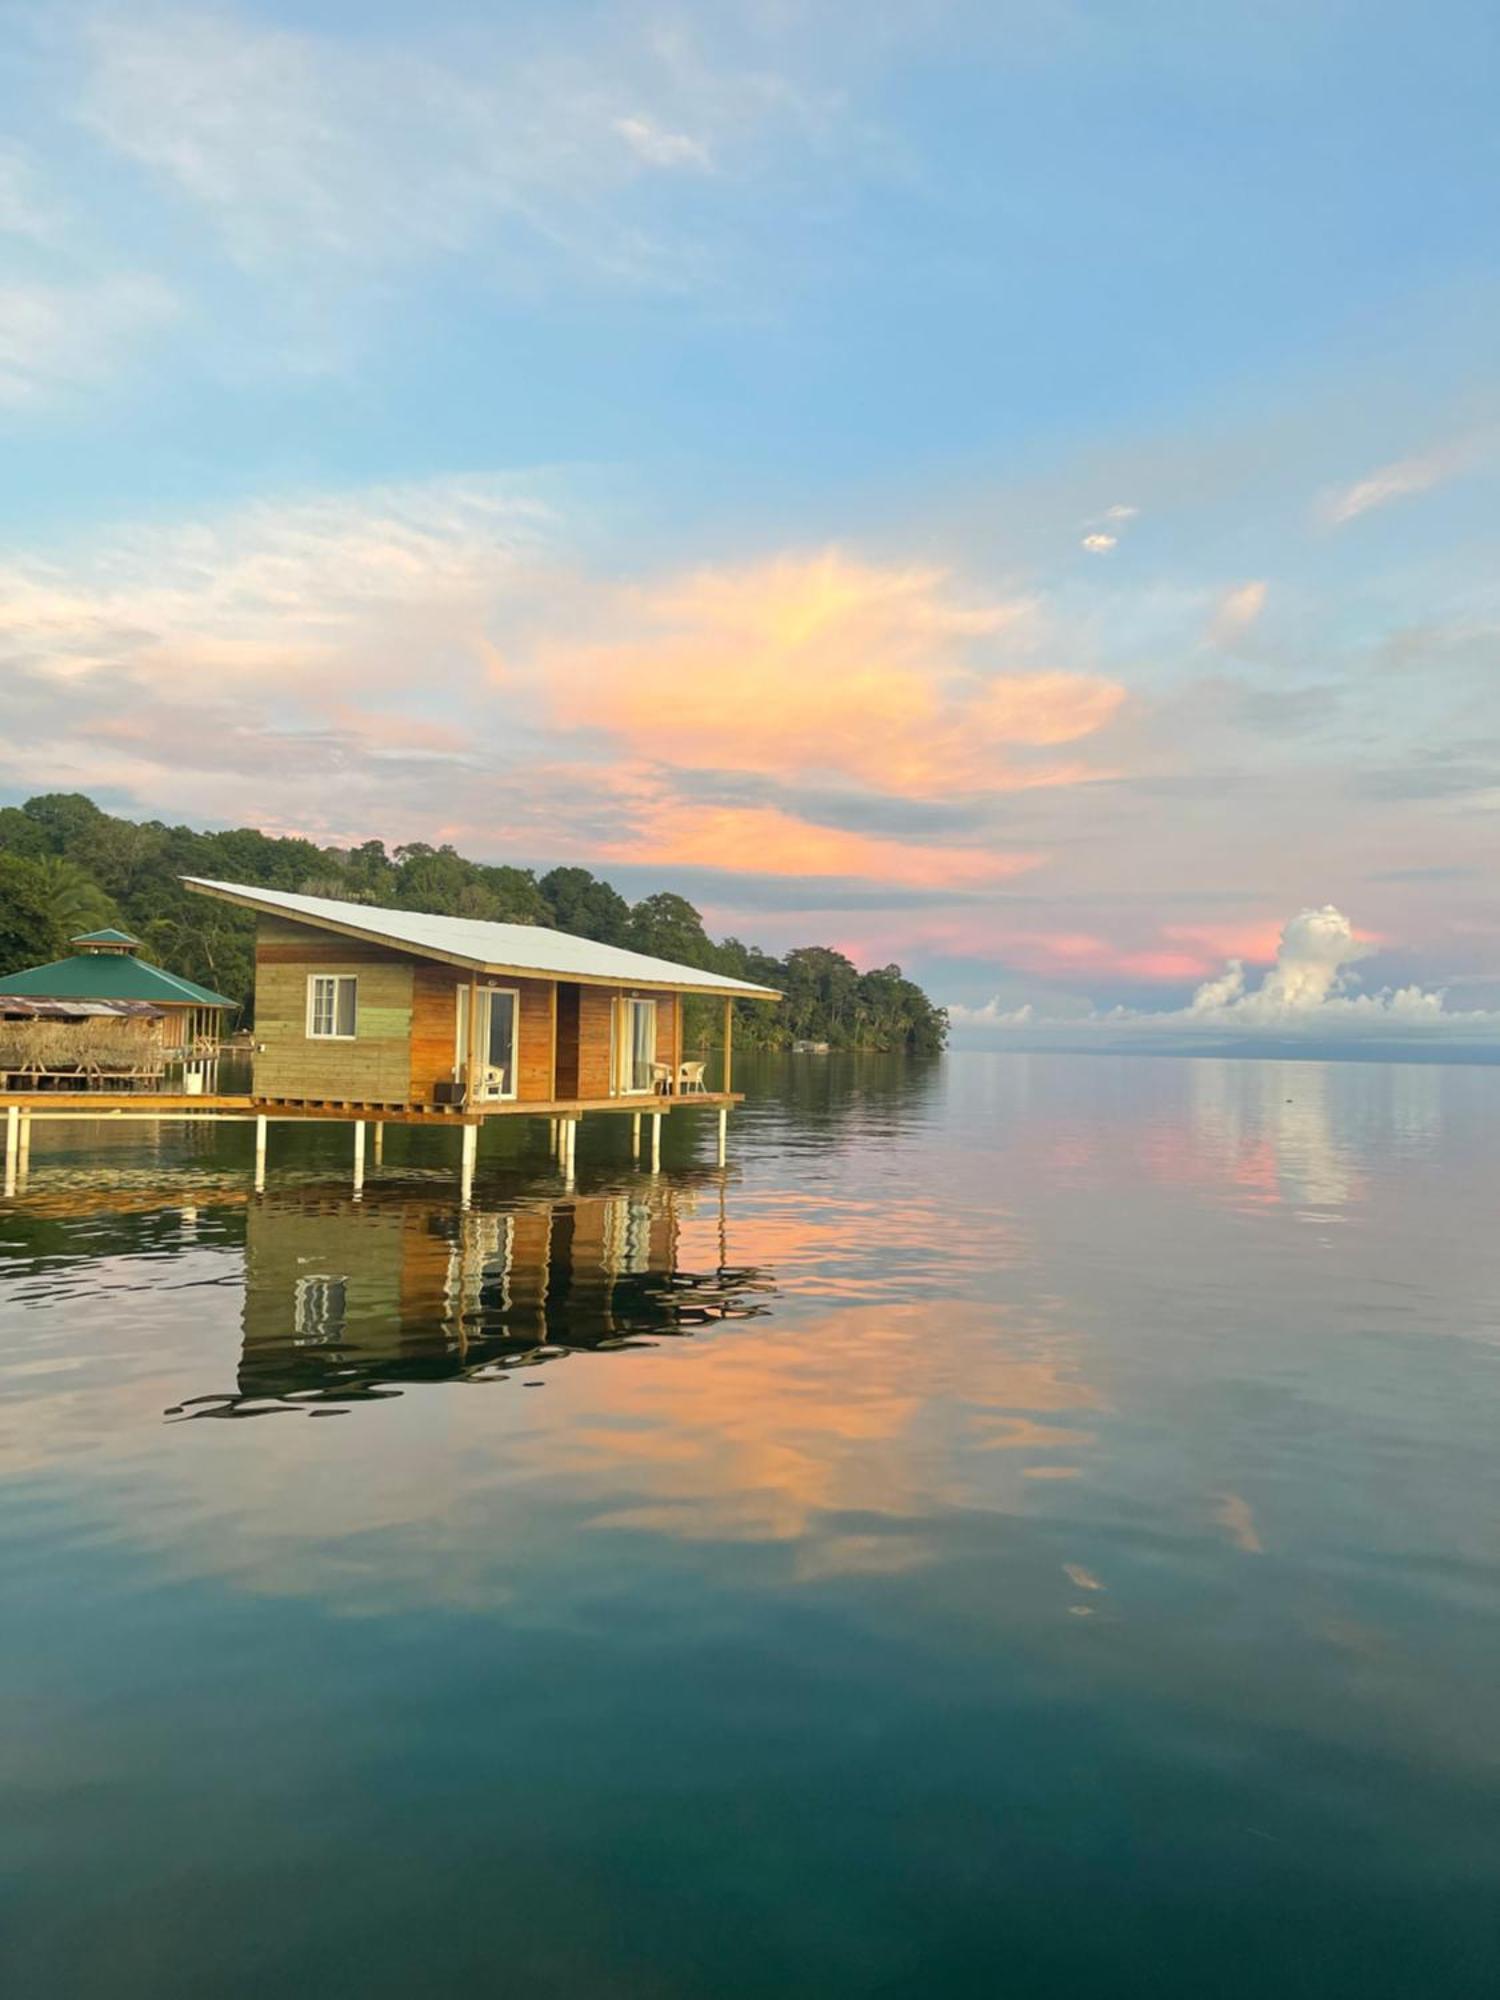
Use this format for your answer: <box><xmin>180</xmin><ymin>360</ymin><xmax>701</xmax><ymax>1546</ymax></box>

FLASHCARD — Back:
<box><xmin>2</xmin><ymin>1</ymin><xmax>1498</xmax><ymax>1044</ymax></box>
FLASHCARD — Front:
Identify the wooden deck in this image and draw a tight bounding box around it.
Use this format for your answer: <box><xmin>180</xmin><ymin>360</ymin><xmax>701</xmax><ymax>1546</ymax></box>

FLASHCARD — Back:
<box><xmin>0</xmin><ymin>1089</ymin><xmax>743</xmax><ymax>1125</ymax></box>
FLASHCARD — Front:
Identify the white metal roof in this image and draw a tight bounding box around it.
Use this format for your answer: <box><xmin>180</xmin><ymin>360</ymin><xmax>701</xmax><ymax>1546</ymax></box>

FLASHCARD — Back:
<box><xmin>183</xmin><ymin>878</ymin><xmax>781</xmax><ymax>997</ymax></box>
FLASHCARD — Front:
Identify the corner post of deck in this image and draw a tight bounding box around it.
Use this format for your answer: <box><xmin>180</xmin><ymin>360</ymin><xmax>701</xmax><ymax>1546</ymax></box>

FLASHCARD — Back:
<box><xmin>4</xmin><ymin>1103</ymin><xmax>18</xmax><ymax>1197</ymax></box>
<box><xmin>561</xmin><ymin>1115</ymin><xmax>578</xmax><ymax>1185</ymax></box>
<box><xmin>352</xmin><ymin>1119</ymin><xmax>366</xmax><ymax>1197</ymax></box>
<box><xmin>14</xmin><ymin>1109</ymin><xmax>31</xmax><ymax>1186</ymax></box>
<box><xmin>722</xmin><ymin>996</ymin><xmax>734</xmax><ymax>1094</ymax></box>
<box><xmin>371</xmin><ymin>1122</ymin><xmax>384</xmax><ymax>1166</ymax></box>
<box><xmin>466</xmin><ymin>970</ymin><xmax>481</xmax><ymax>1109</ymax></box>
<box><xmin>254</xmin><ymin>1113</ymin><xmax>267</xmax><ymax>1192</ymax></box>
<box><xmin>631</xmin><ymin>1111</ymin><xmax>642</xmax><ymax>1151</ymax></box>
<box><xmin>460</xmin><ymin>1121</ymin><xmax>478</xmax><ymax>1206</ymax></box>
<box><xmin>650</xmin><ymin>1110</ymin><xmax>662</xmax><ymax>1172</ymax></box>
<box><xmin>717</xmin><ymin>1105</ymin><xmax>728</xmax><ymax>1168</ymax></box>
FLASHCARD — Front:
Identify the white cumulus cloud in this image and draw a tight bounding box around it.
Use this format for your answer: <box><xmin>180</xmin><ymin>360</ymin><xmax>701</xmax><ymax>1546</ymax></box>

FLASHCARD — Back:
<box><xmin>950</xmin><ymin>905</ymin><xmax>1500</xmax><ymax>1056</ymax></box>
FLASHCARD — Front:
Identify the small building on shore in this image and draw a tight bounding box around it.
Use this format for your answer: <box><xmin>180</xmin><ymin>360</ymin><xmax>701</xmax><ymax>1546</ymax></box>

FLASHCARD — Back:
<box><xmin>0</xmin><ymin>929</ymin><xmax>235</xmax><ymax>1084</ymax></box>
<box><xmin>183</xmin><ymin>879</ymin><xmax>779</xmax><ymax>1112</ymax></box>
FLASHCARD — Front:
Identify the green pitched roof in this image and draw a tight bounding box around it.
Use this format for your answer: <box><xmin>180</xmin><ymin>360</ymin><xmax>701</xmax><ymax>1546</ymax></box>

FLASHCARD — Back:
<box><xmin>70</xmin><ymin>927</ymin><xmax>142</xmax><ymax>947</ymax></box>
<box><xmin>0</xmin><ymin>953</ymin><xmax>234</xmax><ymax>1009</ymax></box>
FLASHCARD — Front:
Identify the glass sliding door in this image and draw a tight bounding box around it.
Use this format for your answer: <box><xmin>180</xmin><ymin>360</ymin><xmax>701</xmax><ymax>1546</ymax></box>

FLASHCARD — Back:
<box><xmin>455</xmin><ymin>986</ymin><xmax>518</xmax><ymax>1100</ymax></box>
<box><xmin>613</xmin><ymin>997</ymin><xmax>658</xmax><ymax>1095</ymax></box>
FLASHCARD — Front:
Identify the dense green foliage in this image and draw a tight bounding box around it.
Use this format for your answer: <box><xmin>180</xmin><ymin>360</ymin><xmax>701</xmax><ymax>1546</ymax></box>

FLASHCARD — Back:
<box><xmin>0</xmin><ymin>794</ymin><xmax>948</xmax><ymax>1053</ymax></box>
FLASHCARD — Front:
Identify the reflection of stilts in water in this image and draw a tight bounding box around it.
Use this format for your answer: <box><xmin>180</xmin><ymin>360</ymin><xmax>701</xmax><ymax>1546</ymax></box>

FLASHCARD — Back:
<box><xmin>178</xmin><ymin>1180</ymin><xmax>777</xmax><ymax>1421</ymax></box>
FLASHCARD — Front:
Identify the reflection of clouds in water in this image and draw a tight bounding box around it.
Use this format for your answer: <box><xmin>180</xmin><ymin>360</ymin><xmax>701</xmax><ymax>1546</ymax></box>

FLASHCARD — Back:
<box><xmin>561</xmin><ymin>1298</ymin><xmax>1101</xmax><ymax>1559</ymax></box>
<box><xmin>0</xmin><ymin>1176</ymin><xmax>1099</xmax><ymax>1611</ymax></box>
<box><xmin>1386</xmin><ymin>1064</ymin><xmax>1442</xmax><ymax>1151</ymax></box>
<box><xmin>691</xmin><ymin>1188</ymin><xmax>1027</xmax><ymax>1300</ymax></box>
<box><xmin>1189</xmin><ymin>1059</ymin><xmax>1360</xmax><ymax>1212</ymax></box>
<box><xmin>1215</xmin><ymin>1491</ymin><xmax>1264</xmax><ymax>1555</ymax></box>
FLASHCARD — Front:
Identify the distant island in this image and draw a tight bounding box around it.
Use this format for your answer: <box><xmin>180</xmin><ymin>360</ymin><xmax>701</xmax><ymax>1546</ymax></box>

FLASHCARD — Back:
<box><xmin>0</xmin><ymin>793</ymin><xmax>947</xmax><ymax>1056</ymax></box>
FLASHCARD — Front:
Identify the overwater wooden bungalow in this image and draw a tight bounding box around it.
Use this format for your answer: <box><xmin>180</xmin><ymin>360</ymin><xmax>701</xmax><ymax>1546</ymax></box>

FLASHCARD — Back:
<box><xmin>182</xmin><ymin>878</ymin><xmax>780</xmax><ymax>1118</ymax></box>
<box><xmin>0</xmin><ymin>887</ymin><xmax>779</xmax><ymax>1197</ymax></box>
<box><xmin>0</xmin><ymin>928</ymin><xmax>234</xmax><ymax>1086</ymax></box>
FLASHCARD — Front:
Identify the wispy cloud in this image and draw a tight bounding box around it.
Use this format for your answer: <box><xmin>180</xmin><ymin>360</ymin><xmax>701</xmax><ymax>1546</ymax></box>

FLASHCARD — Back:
<box><xmin>0</xmin><ymin>143</ymin><xmax>64</xmax><ymax>243</ymax></box>
<box><xmin>68</xmin><ymin>1</ymin><xmax>844</xmax><ymax>296</ymax></box>
<box><xmin>613</xmin><ymin>117</ymin><xmax>712</xmax><ymax>171</ymax></box>
<box><xmin>1319</xmin><ymin>437</ymin><xmax>1487</xmax><ymax>526</ymax></box>
<box><xmin>0</xmin><ymin>473</ymin><xmax>554</xmax><ymax>696</ymax></box>
<box><xmin>597</xmin><ymin>795</ymin><xmax>1039</xmax><ymax>891</ymax></box>
<box><xmin>0</xmin><ymin>480</ymin><xmax>1108</xmax><ymax>890</ymax></box>
<box><xmin>1208</xmin><ymin>579</ymin><xmax>1267</xmax><ymax>645</ymax></box>
<box><xmin>0</xmin><ymin>272</ymin><xmax>176</xmax><ymax>407</ymax></box>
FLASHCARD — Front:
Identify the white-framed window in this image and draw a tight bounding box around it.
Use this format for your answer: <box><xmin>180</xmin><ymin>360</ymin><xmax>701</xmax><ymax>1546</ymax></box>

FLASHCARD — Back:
<box><xmin>307</xmin><ymin>974</ymin><xmax>358</xmax><ymax>1039</ymax></box>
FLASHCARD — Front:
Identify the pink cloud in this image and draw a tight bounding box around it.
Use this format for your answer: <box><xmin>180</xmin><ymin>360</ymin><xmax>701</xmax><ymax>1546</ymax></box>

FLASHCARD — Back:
<box><xmin>533</xmin><ymin>550</ymin><xmax>1125</xmax><ymax>797</ymax></box>
<box><xmin>598</xmin><ymin>799</ymin><xmax>1039</xmax><ymax>889</ymax></box>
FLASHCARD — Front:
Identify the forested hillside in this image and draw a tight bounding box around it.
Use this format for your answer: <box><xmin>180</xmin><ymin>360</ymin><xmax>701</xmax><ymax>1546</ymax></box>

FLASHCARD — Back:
<box><xmin>0</xmin><ymin>793</ymin><xmax>947</xmax><ymax>1054</ymax></box>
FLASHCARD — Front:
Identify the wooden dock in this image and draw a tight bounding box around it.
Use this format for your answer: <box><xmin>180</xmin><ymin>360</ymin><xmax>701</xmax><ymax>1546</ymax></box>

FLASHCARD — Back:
<box><xmin>0</xmin><ymin>1088</ymin><xmax>741</xmax><ymax>1122</ymax></box>
<box><xmin>1</xmin><ymin>1089</ymin><xmax>743</xmax><ymax>1198</ymax></box>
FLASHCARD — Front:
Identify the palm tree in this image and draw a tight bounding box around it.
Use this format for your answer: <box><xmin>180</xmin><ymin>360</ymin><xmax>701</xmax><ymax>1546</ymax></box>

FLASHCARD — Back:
<box><xmin>31</xmin><ymin>856</ymin><xmax>115</xmax><ymax>948</ymax></box>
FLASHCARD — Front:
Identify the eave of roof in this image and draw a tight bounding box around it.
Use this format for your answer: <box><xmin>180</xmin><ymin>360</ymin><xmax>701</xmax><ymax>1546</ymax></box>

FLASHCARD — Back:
<box><xmin>0</xmin><ymin>953</ymin><xmax>235</xmax><ymax>1008</ymax></box>
<box><xmin>182</xmin><ymin>877</ymin><xmax>782</xmax><ymax>999</ymax></box>
<box><xmin>0</xmin><ymin>996</ymin><xmax>165</xmax><ymax>1020</ymax></box>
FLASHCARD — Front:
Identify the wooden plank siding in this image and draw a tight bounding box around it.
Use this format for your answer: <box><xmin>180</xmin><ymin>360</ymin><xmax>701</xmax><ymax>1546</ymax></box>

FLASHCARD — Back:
<box><xmin>409</xmin><ymin>963</ymin><xmax>460</xmax><ymax>1100</ymax></box>
<box><xmin>516</xmin><ymin>979</ymin><xmax>555</xmax><ymax>1101</ymax></box>
<box><xmin>575</xmin><ymin>984</ymin><xmax>615</xmax><ymax>1099</ymax></box>
<box><xmin>357</xmin><ymin>960</ymin><xmax>563</xmax><ymax>1104</ymax></box>
<box><xmin>253</xmin><ymin>916</ymin><xmax>415</xmax><ymax>1103</ymax></box>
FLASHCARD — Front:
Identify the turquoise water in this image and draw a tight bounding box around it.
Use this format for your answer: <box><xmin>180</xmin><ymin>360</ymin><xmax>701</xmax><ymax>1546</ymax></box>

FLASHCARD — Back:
<box><xmin>1</xmin><ymin>1052</ymin><xmax>1497</xmax><ymax>1996</ymax></box>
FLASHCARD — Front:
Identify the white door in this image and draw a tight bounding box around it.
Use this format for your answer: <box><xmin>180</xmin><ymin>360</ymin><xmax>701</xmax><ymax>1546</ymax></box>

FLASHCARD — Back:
<box><xmin>456</xmin><ymin>987</ymin><xmax>518</xmax><ymax>1100</ymax></box>
<box><xmin>612</xmin><ymin>997</ymin><xmax>657</xmax><ymax>1094</ymax></box>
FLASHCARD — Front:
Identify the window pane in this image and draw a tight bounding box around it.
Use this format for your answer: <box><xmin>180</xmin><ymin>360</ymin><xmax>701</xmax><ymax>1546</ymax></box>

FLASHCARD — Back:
<box><xmin>489</xmin><ymin>991</ymin><xmax>515</xmax><ymax>1067</ymax></box>
<box><xmin>335</xmin><ymin>978</ymin><xmax>357</xmax><ymax>1037</ymax></box>
<box><xmin>631</xmin><ymin>1000</ymin><xmax>656</xmax><ymax>1090</ymax></box>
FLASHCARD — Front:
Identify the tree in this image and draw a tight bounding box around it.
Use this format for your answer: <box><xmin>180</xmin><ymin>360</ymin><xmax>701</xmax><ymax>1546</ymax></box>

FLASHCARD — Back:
<box><xmin>29</xmin><ymin>855</ymin><xmax>115</xmax><ymax>943</ymax></box>
<box><xmin>781</xmin><ymin>946</ymin><xmax>861</xmax><ymax>1043</ymax></box>
<box><xmin>627</xmin><ymin>891</ymin><xmax>713</xmax><ymax>967</ymax></box>
<box><xmin>20</xmin><ymin>792</ymin><xmax>108</xmax><ymax>853</ymax></box>
<box><xmin>473</xmin><ymin>864</ymin><xmax>553</xmax><ymax>926</ymax></box>
<box><xmin>0</xmin><ymin>854</ymin><xmax>67</xmax><ymax>972</ymax></box>
<box><xmin>538</xmin><ymin>866</ymin><xmax>630</xmax><ymax>944</ymax></box>
<box><xmin>393</xmin><ymin>844</ymin><xmax>474</xmax><ymax>914</ymax></box>
<box><xmin>0</xmin><ymin>806</ymin><xmax>47</xmax><ymax>858</ymax></box>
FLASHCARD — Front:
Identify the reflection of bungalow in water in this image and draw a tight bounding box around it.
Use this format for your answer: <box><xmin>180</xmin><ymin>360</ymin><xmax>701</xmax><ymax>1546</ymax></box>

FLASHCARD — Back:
<box><xmin>183</xmin><ymin>879</ymin><xmax>779</xmax><ymax>1115</ymax></box>
<box><xmin>0</xmin><ymin>929</ymin><xmax>234</xmax><ymax>1086</ymax></box>
<box><xmin>224</xmin><ymin>1186</ymin><xmax>773</xmax><ymax>1410</ymax></box>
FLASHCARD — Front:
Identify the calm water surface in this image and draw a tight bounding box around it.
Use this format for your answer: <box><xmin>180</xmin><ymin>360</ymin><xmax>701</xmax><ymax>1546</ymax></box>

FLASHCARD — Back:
<box><xmin>1</xmin><ymin>1053</ymin><xmax>1497</xmax><ymax>1996</ymax></box>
